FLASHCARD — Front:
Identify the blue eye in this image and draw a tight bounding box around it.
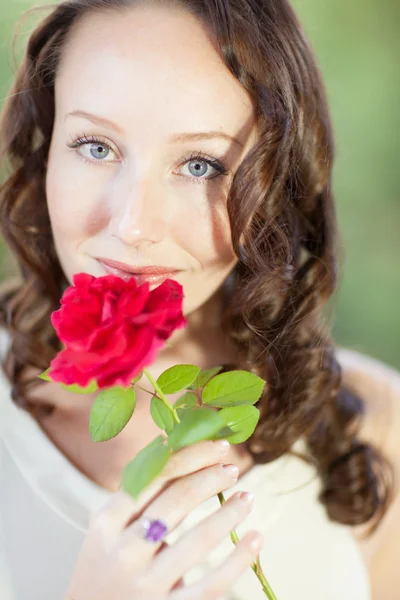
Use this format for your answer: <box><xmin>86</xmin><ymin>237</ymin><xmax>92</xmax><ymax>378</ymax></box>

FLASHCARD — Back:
<box><xmin>88</xmin><ymin>143</ymin><xmax>111</xmax><ymax>160</ymax></box>
<box><xmin>182</xmin><ymin>158</ymin><xmax>219</xmax><ymax>179</ymax></box>
<box><xmin>179</xmin><ymin>152</ymin><xmax>230</xmax><ymax>184</ymax></box>
<box><xmin>188</xmin><ymin>160</ymin><xmax>208</xmax><ymax>177</ymax></box>
<box><xmin>66</xmin><ymin>136</ymin><xmax>231</xmax><ymax>183</ymax></box>
<box><xmin>67</xmin><ymin>135</ymin><xmax>118</xmax><ymax>164</ymax></box>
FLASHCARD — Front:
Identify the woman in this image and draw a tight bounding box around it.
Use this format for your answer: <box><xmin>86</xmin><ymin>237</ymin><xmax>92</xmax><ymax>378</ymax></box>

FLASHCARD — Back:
<box><xmin>0</xmin><ymin>0</ymin><xmax>398</xmax><ymax>598</ymax></box>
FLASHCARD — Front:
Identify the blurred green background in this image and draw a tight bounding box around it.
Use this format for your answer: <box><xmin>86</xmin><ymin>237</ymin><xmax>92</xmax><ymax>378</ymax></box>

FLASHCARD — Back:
<box><xmin>0</xmin><ymin>0</ymin><xmax>399</xmax><ymax>368</ymax></box>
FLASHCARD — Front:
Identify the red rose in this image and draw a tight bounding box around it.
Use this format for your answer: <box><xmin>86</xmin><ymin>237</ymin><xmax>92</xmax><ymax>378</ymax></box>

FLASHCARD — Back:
<box><xmin>48</xmin><ymin>273</ymin><xmax>186</xmax><ymax>389</ymax></box>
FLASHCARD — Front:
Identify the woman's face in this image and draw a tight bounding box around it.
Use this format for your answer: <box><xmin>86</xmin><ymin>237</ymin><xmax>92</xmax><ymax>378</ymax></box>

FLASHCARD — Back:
<box><xmin>46</xmin><ymin>4</ymin><xmax>257</xmax><ymax>317</ymax></box>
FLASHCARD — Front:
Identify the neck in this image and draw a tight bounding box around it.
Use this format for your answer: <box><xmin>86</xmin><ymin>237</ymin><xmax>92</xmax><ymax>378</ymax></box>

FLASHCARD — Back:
<box><xmin>154</xmin><ymin>284</ymin><xmax>236</xmax><ymax>370</ymax></box>
<box><xmin>167</xmin><ymin>284</ymin><xmax>227</xmax><ymax>345</ymax></box>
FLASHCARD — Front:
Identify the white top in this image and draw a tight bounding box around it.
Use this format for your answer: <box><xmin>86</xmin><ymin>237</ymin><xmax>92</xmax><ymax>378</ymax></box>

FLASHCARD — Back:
<box><xmin>0</xmin><ymin>330</ymin><xmax>371</xmax><ymax>600</ymax></box>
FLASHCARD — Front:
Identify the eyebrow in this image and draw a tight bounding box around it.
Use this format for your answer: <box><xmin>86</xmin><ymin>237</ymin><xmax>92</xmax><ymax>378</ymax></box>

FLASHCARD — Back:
<box><xmin>66</xmin><ymin>109</ymin><xmax>244</xmax><ymax>148</ymax></box>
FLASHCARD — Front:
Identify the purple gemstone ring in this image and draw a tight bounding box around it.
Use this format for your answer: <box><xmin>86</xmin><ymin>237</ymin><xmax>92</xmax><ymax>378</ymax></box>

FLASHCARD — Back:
<box><xmin>139</xmin><ymin>517</ymin><xmax>168</xmax><ymax>543</ymax></box>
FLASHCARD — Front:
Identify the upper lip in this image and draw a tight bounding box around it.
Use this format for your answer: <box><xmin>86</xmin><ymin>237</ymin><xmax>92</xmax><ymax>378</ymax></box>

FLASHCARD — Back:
<box><xmin>96</xmin><ymin>258</ymin><xmax>180</xmax><ymax>274</ymax></box>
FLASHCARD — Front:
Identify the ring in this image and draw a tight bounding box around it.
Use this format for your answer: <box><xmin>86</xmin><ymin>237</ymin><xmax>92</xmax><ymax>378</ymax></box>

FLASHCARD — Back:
<box><xmin>138</xmin><ymin>517</ymin><xmax>168</xmax><ymax>543</ymax></box>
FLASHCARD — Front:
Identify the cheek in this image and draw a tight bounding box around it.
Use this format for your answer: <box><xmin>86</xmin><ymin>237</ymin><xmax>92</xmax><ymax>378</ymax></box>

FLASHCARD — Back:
<box><xmin>173</xmin><ymin>192</ymin><xmax>235</xmax><ymax>267</ymax></box>
<box><xmin>46</xmin><ymin>152</ymin><xmax>107</xmax><ymax>240</ymax></box>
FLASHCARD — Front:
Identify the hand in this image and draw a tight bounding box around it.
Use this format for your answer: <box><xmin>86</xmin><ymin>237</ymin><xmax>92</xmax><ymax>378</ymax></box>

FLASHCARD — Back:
<box><xmin>64</xmin><ymin>439</ymin><xmax>264</xmax><ymax>600</ymax></box>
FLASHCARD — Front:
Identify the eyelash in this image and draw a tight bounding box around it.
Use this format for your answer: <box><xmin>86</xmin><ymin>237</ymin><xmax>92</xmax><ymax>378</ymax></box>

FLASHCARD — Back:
<box><xmin>66</xmin><ymin>134</ymin><xmax>231</xmax><ymax>185</ymax></box>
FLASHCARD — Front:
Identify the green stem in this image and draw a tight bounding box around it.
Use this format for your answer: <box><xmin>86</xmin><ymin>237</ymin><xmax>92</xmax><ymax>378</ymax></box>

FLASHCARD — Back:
<box><xmin>217</xmin><ymin>492</ymin><xmax>278</xmax><ymax>600</ymax></box>
<box><xmin>143</xmin><ymin>368</ymin><xmax>181</xmax><ymax>424</ymax></box>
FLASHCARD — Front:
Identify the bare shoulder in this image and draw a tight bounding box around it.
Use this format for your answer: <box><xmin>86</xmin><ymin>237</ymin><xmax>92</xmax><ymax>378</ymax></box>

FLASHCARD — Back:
<box><xmin>336</xmin><ymin>347</ymin><xmax>400</xmax><ymax>596</ymax></box>
<box><xmin>336</xmin><ymin>347</ymin><xmax>400</xmax><ymax>445</ymax></box>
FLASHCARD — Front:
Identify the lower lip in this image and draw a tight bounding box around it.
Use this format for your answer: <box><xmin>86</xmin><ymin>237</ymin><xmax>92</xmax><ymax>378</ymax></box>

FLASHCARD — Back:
<box><xmin>98</xmin><ymin>261</ymin><xmax>180</xmax><ymax>286</ymax></box>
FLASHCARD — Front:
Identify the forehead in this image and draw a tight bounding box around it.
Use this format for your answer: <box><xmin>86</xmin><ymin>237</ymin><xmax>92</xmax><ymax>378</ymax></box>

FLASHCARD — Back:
<box><xmin>55</xmin><ymin>5</ymin><xmax>256</xmax><ymax>139</ymax></box>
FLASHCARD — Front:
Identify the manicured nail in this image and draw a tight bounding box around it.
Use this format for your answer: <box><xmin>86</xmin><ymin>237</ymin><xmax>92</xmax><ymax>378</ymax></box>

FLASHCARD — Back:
<box><xmin>213</xmin><ymin>439</ymin><xmax>230</xmax><ymax>454</ymax></box>
<box><xmin>248</xmin><ymin>533</ymin><xmax>264</xmax><ymax>553</ymax></box>
<box><xmin>222</xmin><ymin>464</ymin><xmax>239</xmax><ymax>477</ymax></box>
<box><xmin>238</xmin><ymin>491</ymin><xmax>255</xmax><ymax>508</ymax></box>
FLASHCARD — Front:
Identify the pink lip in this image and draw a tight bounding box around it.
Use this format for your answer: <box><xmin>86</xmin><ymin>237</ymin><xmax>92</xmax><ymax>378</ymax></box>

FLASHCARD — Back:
<box><xmin>96</xmin><ymin>258</ymin><xmax>180</xmax><ymax>285</ymax></box>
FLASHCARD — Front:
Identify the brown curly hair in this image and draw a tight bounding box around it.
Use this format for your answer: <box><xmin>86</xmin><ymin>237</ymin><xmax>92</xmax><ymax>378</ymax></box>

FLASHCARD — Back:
<box><xmin>0</xmin><ymin>0</ymin><xmax>394</xmax><ymax>536</ymax></box>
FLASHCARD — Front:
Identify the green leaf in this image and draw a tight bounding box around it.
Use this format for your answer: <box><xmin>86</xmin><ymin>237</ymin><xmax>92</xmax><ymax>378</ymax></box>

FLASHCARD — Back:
<box><xmin>150</xmin><ymin>396</ymin><xmax>175</xmax><ymax>434</ymax></box>
<box><xmin>176</xmin><ymin>407</ymin><xmax>185</xmax><ymax>420</ymax></box>
<box><xmin>89</xmin><ymin>387</ymin><xmax>136</xmax><ymax>442</ymax></box>
<box><xmin>194</xmin><ymin>366</ymin><xmax>223</xmax><ymax>389</ymax></box>
<box><xmin>175</xmin><ymin>404</ymin><xmax>200</xmax><ymax>421</ymax></box>
<box><xmin>145</xmin><ymin>434</ymin><xmax>166</xmax><ymax>450</ymax></box>
<box><xmin>167</xmin><ymin>406</ymin><xmax>226</xmax><ymax>452</ymax></box>
<box><xmin>37</xmin><ymin>368</ymin><xmax>52</xmax><ymax>382</ymax></box>
<box><xmin>213</xmin><ymin>425</ymin><xmax>235</xmax><ymax>440</ymax></box>
<box><xmin>61</xmin><ymin>380</ymin><xmax>98</xmax><ymax>395</ymax></box>
<box><xmin>173</xmin><ymin>391</ymin><xmax>198</xmax><ymax>409</ymax></box>
<box><xmin>156</xmin><ymin>364</ymin><xmax>201</xmax><ymax>394</ymax></box>
<box><xmin>218</xmin><ymin>405</ymin><xmax>260</xmax><ymax>444</ymax></box>
<box><xmin>122</xmin><ymin>438</ymin><xmax>171</xmax><ymax>499</ymax></box>
<box><xmin>202</xmin><ymin>371</ymin><xmax>265</xmax><ymax>407</ymax></box>
<box><xmin>175</xmin><ymin>404</ymin><xmax>201</xmax><ymax>420</ymax></box>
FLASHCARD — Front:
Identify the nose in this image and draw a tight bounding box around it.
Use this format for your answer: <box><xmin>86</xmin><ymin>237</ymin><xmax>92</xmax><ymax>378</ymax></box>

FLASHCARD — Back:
<box><xmin>109</xmin><ymin>177</ymin><xmax>168</xmax><ymax>247</ymax></box>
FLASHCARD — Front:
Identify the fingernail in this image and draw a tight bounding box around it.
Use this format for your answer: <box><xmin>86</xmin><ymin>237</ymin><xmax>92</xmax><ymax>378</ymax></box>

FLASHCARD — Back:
<box><xmin>238</xmin><ymin>491</ymin><xmax>255</xmax><ymax>508</ymax></box>
<box><xmin>213</xmin><ymin>439</ymin><xmax>230</xmax><ymax>454</ymax></box>
<box><xmin>222</xmin><ymin>464</ymin><xmax>239</xmax><ymax>477</ymax></box>
<box><xmin>249</xmin><ymin>533</ymin><xmax>264</xmax><ymax>553</ymax></box>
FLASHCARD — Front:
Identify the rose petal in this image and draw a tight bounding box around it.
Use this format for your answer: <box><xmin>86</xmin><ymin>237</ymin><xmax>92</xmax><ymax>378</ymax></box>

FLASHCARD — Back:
<box><xmin>50</xmin><ymin>273</ymin><xmax>186</xmax><ymax>389</ymax></box>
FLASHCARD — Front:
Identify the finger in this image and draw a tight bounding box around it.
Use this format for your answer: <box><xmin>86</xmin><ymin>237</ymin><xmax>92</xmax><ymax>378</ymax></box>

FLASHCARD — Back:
<box><xmin>155</xmin><ymin>540</ymin><xmax>169</xmax><ymax>555</ymax></box>
<box><xmin>90</xmin><ymin>439</ymin><xmax>231</xmax><ymax>533</ymax></box>
<box><xmin>154</xmin><ymin>540</ymin><xmax>185</xmax><ymax>590</ymax></box>
<box><xmin>119</xmin><ymin>462</ymin><xmax>240</xmax><ymax>563</ymax></box>
<box><xmin>171</xmin><ymin>577</ymin><xmax>185</xmax><ymax>591</ymax></box>
<box><xmin>148</xmin><ymin>491</ymin><xmax>255</xmax><ymax>589</ymax></box>
<box><xmin>162</xmin><ymin>439</ymin><xmax>231</xmax><ymax>482</ymax></box>
<box><xmin>169</xmin><ymin>530</ymin><xmax>264</xmax><ymax>600</ymax></box>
